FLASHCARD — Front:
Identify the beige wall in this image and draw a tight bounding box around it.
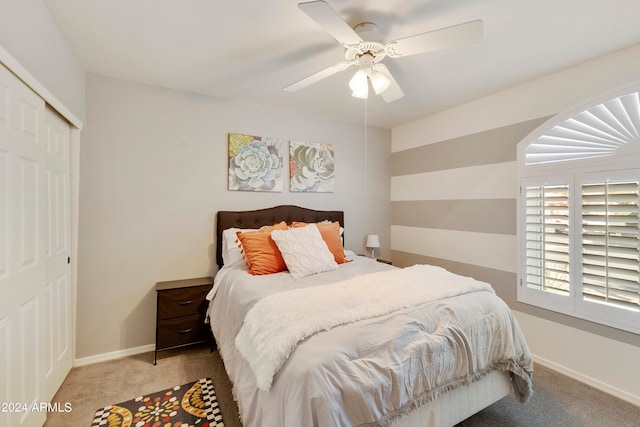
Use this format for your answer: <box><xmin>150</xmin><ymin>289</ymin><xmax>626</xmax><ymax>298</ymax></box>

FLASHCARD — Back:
<box><xmin>391</xmin><ymin>43</ymin><xmax>640</xmax><ymax>404</ymax></box>
<box><xmin>77</xmin><ymin>73</ymin><xmax>391</xmax><ymax>360</ymax></box>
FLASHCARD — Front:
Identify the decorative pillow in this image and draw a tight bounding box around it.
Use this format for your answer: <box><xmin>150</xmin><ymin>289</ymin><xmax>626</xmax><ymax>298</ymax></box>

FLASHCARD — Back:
<box><xmin>291</xmin><ymin>221</ymin><xmax>347</xmax><ymax>264</ymax></box>
<box><xmin>236</xmin><ymin>221</ymin><xmax>288</xmax><ymax>275</ymax></box>
<box><xmin>222</xmin><ymin>221</ymin><xmax>287</xmax><ymax>267</ymax></box>
<box><xmin>292</xmin><ymin>220</ymin><xmax>344</xmax><ymax>235</ymax></box>
<box><xmin>271</xmin><ymin>224</ymin><xmax>338</xmax><ymax>278</ymax></box>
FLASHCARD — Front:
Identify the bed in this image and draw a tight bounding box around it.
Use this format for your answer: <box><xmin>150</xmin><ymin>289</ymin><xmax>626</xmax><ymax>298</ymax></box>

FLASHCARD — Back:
<box><xmin>207</xmin><ymin>205</ymin><xmax>533</xmax><ymax>427</ymax></box>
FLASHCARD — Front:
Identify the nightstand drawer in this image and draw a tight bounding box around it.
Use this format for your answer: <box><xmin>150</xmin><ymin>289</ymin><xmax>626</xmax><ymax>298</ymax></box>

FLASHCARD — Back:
<box><xmin>154</xmin><ymin>276</ymin><xmax>214</xmax><ymax>364</ymax></box>
<box><xmin>157</xmin><ymin>285</ymin><xmax>209</xmax><ymax>320</ymax></box>
<box><xmin>156</xmin><ymin>314</ymin><xmax>209</xmax><ymax>350</ymax></box>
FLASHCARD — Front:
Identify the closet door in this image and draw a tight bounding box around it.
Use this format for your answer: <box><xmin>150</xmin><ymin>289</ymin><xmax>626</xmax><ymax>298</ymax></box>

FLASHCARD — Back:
<box><xmin>43</xmin><ymin>108</ymin><xmax>72</xmax><ymax>402</ymax></box>
<box><xmin>0</xmin><ymin>63</ymin><xmax>71</xmax><ymax>427</ymax></box>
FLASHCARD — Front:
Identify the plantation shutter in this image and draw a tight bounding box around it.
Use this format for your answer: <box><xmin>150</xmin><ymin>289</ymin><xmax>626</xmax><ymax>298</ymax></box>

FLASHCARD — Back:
<box><xmin>582</xmin><ymin>180</ymin><xmax>640</xmax><ymax>311</ymax></box>
<box><xmin>525</xmin><ymin>183</ymin><xmax>571</xmax><ymax>295</ymax></box>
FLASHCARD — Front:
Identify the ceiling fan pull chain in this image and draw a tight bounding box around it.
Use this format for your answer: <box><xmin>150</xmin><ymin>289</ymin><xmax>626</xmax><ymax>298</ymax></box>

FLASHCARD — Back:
<box><xmin>364</xmin><ymin>97</ymin><xmax>368</xmax><ymax>193</ymax></box>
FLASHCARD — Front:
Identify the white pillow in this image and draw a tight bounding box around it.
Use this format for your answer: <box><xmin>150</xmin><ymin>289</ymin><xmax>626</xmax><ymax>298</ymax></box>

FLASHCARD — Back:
<box><xmin>222</xmin><ymin>227</ymin><xmax>255</xmax><ymax>266</ymax></box>
<box><xmin>270</xmin><ymin>224</ymin><xmax>338</xmax><ymax>278</ymax></box>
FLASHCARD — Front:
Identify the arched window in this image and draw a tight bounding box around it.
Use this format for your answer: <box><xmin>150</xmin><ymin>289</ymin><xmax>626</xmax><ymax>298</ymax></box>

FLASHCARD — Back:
<box><xmin>517</xmin><ymin>83</ymin><xmax>640</xmax><ymax>334</ymax></box>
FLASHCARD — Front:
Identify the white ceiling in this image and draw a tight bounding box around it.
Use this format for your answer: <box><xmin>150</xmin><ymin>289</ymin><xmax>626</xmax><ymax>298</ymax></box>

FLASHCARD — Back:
<box><xmin>43</xmin><ymin>0</ymin><xmax>640</xmax><ymax>129</ymax></box>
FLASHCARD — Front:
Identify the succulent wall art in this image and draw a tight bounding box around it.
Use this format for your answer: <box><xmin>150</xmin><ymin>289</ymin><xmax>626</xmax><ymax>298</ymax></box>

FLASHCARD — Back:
<box><xmin>228</xmin><ymin>132</ymin><xmax>284</xmax><ymax>192</ymax></box>
<box><xmin>289</xmin><ymin>141</ymin><xmax>335</xmax><ymax>193</ymax></box>
<box><xmin>227</xmin><ymin>133</ymin><xmax>335</xmax><ymax>193</ymax></box>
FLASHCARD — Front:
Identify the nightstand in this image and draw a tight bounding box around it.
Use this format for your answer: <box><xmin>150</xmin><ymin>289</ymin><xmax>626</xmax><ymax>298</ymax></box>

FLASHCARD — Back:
<box><xmin>154</xmin><ymin>276</ymin><xmax>214</xmax><ymax>364</ymax></box>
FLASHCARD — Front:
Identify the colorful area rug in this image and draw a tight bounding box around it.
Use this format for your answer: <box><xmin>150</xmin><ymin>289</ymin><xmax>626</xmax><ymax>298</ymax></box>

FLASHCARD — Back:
<box><xmin>91</xmin><ymin>377</ymin><xmax>224</xmax><ymax>427</ymax></box>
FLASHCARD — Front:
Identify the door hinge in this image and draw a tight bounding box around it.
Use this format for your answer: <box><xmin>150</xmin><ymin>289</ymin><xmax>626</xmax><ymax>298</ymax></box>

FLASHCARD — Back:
<box><xmin>67</xmin><ymin>256</ymin><xmax>71</xmax><ymax>264</ymax></box>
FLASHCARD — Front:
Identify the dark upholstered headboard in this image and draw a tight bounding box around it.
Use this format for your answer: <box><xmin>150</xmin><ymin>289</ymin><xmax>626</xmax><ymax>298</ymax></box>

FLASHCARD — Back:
<box><xmin>216</xmin><ymin>205</ymin><xmax>344</xmax><ymax>268</ymax></box>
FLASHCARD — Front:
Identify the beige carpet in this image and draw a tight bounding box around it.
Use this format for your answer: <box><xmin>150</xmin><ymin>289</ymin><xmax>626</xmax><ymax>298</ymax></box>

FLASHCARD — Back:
<box><xmin>45</xmin><ymin>345</ymin><xmax>241</xmax><ymax>427</ymax></box>
<box><xmin>46</xmin><ymin>344</ymin><xmax>640</xmax><ymax>427</ymax></box>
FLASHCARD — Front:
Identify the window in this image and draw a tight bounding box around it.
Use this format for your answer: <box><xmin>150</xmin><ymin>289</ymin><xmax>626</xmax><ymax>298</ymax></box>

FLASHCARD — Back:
<box><xmin>580</xmin><ymin>177</ymin><xmax>639</xmax><ymax>312</ymax></box>
<box><xmin>524</xmin><ymin>181</ymin><xmax>570</xmax><ymax>296</ymax></box>
<box><xmin>518</xmin><ymin>88</ymin><xmax>640</xmax><ymax>334</ymax></box>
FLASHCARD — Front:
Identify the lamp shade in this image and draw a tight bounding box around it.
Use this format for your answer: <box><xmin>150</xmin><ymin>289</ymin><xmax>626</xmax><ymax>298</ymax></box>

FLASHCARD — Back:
<box><xmin>366</xmin><ymin>234</ymin><xmax>380</xmax><ymax>248</ymax></box>
<box><xmin>349</xmin><ymin>69</ymin><xmax>369</xmax><ymax>99</ymax></box>
<box><xmin>369</xmin><ymin>70</ymin><xmax>391</xmax><ymax>95</ymax></box>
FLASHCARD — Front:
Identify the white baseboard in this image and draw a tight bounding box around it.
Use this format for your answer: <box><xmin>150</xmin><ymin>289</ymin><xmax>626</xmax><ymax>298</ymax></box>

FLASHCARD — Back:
<box><xmin>532</xmin><ymin>354</ymin><xmax>640</xmax><ymax>407</ymax></box>
<box><xmin>512</xmin><ymin>310</ymin><xmax>640</xmax><ymax>408</ymax></box>
<box><xmin>74</xmin><ymin>344</ymin><xmax>155</xmax><ymax>367</ymax></box>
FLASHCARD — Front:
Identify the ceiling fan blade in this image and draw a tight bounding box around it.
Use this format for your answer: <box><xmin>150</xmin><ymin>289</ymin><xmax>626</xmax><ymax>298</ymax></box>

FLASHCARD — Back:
<box><xmin>284</xmin><ymin>61</ymin><xmax>355</xmax><ymax>92</ymax></box>
<box><xmin>298</xmin><ymin>1</ymin><xmax>363</xmax><ymax>47</ymax></box>
<box><xmin>385</xmin><ymin>19</ymin><xmax>483</xmax><ymax>58</ymax></box>
<box><xmin>375</xmin><ymin>64</ymin><xmax>404</xmax><ymax>103</ymax></box>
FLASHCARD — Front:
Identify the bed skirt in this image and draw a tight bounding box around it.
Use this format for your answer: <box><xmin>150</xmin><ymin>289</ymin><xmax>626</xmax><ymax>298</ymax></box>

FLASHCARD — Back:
<box><xmin>388</xmin><ymin>370</ymin><xmax>511</xmax><ymax>427</ymax></box>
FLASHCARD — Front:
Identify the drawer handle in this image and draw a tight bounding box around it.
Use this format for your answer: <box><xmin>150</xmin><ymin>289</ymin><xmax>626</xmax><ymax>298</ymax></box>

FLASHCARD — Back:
<box><xmin>178</xmin><ymin>300</ymin><xmax>194</xmax><ymax>306</ymax></box>
<box><xmin>177</xmin><ymin>328</ymin><xmax>193</xmax><ymax>334</ymax></box>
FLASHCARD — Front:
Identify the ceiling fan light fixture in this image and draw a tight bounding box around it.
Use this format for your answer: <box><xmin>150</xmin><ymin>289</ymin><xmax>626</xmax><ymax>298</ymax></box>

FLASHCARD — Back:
<box><xmin>287</xmin><ymin>2</ymin><xmax>483</xmax><ymax>104</ymax></box>
<box><xmin>349</xmin><ymin>68</ymin><xmax>368</xmax><ymax>91</ymax></box>
<box><xmin>349</xmin><ymin>68</ymin><xmax>369</xmax><ymax>98</ymax></box>
<box><xmin>351</xmin><ymin>84</ymin><xmax>369</xmax><ymax>99</ymax></box>
<box><xmin>351</xmin><ymin>89</ymin><xmax>368</xmax><ymax>99</ymax></box>
<box><xmin>369</xmin><ymin>70</ymin><xmax>391</xmax><ymax>95</ymax></box>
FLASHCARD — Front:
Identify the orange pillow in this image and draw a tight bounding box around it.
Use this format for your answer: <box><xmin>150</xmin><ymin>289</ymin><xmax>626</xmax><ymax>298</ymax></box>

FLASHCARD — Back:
<box><xmin>260</xmin><ymin>221</ymin><xmax>287</xmax><ymax>233</ymax></box>
<box><xmin>292</xmin><ymin>221</ymin><xmax>347</xmax><ymax>264</ymax></box>
<box><xmin>237</xmin><ymin>221</ymin><xmax>288</xmax><ymax>275</ymax></box>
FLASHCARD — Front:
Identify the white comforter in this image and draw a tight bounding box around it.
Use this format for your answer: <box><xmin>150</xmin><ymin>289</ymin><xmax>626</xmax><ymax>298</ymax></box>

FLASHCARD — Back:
<box><xmin>207</xmin><ymin>254</ymin><xmax>533</xmax><ymax>427</ymax></box>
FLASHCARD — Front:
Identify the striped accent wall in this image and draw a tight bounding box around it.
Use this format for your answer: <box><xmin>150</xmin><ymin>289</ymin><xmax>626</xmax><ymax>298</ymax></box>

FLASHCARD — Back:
<box><xmin>390</xmin><ymin>116</ymin><xmax>640</xmax><ymax>347</ymax></box>
<box><xmin>390</xmin><ymin>118</ymin><xmax>546</xmax><ymax>299</ymax></box>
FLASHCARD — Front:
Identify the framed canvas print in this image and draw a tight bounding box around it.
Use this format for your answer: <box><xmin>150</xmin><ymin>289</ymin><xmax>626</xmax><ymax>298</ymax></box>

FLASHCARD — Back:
<box><xmin>228</xmin><ymin>132</ymin><xmax>284</xmax><ymax>192</ymax></box>
<box><xmin>289</xmin><ymin>141</ymin><xmax>335</xmax><ymax>193</ymax></box>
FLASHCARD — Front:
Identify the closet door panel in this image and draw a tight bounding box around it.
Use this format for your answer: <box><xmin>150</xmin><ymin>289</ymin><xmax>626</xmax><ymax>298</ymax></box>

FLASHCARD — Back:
<box><xmin>0</xmin><ymin>67</ymin><xmax>12</xmax><ymax>427</ymax></box>
<box><xmin>0</xmin><ymin>149</ymin><xmax>7</xmax><ymax>279</ymax></box>
<box><xmin>0</xmin><ymin>80</ymin><xmax>8</xmax><ymax>282</ymax></box>
<box><xmin>0</xmin><ymin>62</ymin><xmax>47</xmax><ymax>427</ymax></box>
<box><xmin>43</xmin><ymin>108</ymin><xmax>71</xmax><ymax>401</ymax></box>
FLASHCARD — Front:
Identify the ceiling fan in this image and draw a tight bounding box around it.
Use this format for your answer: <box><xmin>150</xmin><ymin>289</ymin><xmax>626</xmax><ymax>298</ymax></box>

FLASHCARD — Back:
<box><xmin>284</xmin><ymin>0</ymin><xmax>483</xmax><ymax>102</ymax></box>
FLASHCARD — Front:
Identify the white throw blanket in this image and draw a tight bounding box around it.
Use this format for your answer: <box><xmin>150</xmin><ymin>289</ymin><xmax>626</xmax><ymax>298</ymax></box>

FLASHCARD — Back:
<box><xmin>235</xmin><ymin>264</ymin><xmax>495</xmax><ymax>391</ymax></box>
